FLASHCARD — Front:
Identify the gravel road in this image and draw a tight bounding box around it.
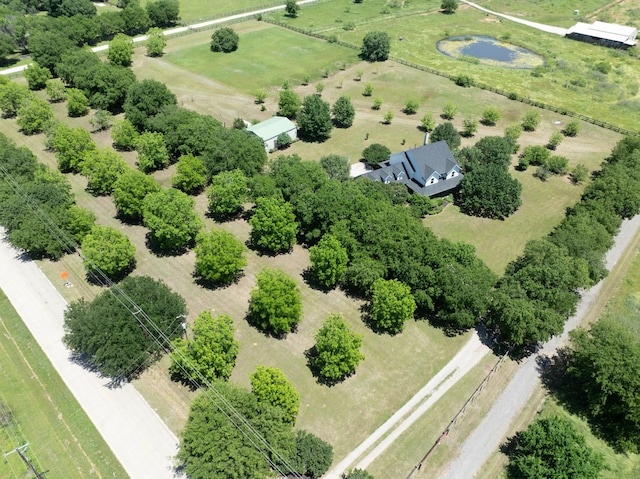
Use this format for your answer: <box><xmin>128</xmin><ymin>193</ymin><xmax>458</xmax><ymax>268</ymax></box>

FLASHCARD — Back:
<box><xmin>439</xmin><ymin>214</ymin><xmax>640</xmax><ymax>479</ymax></box>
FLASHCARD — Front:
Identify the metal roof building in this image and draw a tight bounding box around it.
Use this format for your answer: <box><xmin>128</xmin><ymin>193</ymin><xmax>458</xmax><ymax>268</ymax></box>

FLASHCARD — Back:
<box><xmin>566</xmin><ymin>21</ymin><xmax>638</xmax><ymax>48</ymax></box>
<box><xmin>246</xmin><ymin>116</ymin><xmax>297</xmax><ymax>152</ymax></box>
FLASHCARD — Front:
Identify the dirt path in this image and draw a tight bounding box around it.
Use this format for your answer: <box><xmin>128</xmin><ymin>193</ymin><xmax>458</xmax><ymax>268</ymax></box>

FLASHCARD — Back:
<box><xmin>324</xmin><ymin>332</ymin><xmax>491</xmax><ymax>479</ymax></box>
<box><xmin>438</xmin><ymin>214</ymin><xmax>640</xmax><ymax>479</ymax></box>
<box><xmin>460</xmin><ymin>0</ymin><xmax>568</xmax><ymax>36</ymax></box>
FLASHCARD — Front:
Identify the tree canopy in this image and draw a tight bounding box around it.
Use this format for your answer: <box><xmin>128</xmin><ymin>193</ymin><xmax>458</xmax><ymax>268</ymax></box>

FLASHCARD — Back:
<box><xmin>250</xmin><ymin>366</ymin><xmax>300</xmax><ymax>425</ymax></box>
<box><xmin>194</xmin><ymin>229</ymin><xmax>247</xmax><ymax>285</ymax></box>
<box><xmin>112</xmin><ymin>169</ymin><xmax>161</xmax><ymax>221</ymax></box>
<box><xmin>504</xmin><ymin>416</ymin><xmax>604</xmax><ymax>479</ymax></box>
<box><xmin>360</xmin><ymin>31</ymin><xmax>390</xmax><ymax>61</ymax></box>
<box><xmin>430</xmin><ymin>122</ymin><xmax>461</xmax><ymax>150</ymax></box>
<box><xmin>458</xmin><ymin>163</ymin><xmax>522</xmax><ymax>219</ymax></box>
<box><xmin>63</xmin><ymin>276</ymin><xmax>187</xmax><ymax>379</ymax></box>
<box><xmin>309</xmin><ymin>233</ymin><xmax>349</xmax><ymax>288</ymax></box>
<box><xmin>207</xmin><ymin>169</ymin><xmax>248</xmax><ymax>218</ymax></box>
<box><xmin>248</xmin><ymin>268</ymin><xmax>302</xmax><ymax>336</ymax></box>
<box><xmin>172</xmin><ymin>154</ymin><xmax>207</xmax><ymax>194</ymax></box>
<box><xmin>81</xmin><ymin>148</ymin><xmax>128</xmax><ymax>195</ymax></box>
<box><xmin>210</xmin><ymin>27</ymin><xmax>239</xmax><ymax>53</ymax></box>
<box><xmin>291</xmin><ymin>430</ymin><xmax>333</xmax><ymax>478</ymax></box>
<box><xmin>124</xmin><ymin>79</ymin><xmax>177</xmax><ymax>131</ymax></box>
<box><xmin>332</xmin><ymin>95</ymin><xmax>355</xmax><ymax>128</ymax></box>
<box><xmin>319</xmin><ymin>154</ymin><xmax>350</xmax><ymax>181</ymax></box>
<box><xmin>81</xmin><ymin>225</ymin><xmax>136</xmax><ymax>280</ymax></box>
<box><xmin>142</xmin><ymin>188</ymin><xmax>203</xmax><ymax>251</ymax></box>
<box><xmin>298</xmin><ymin>94</ymin><xmax>333</xmax><ymax>142</ymax></box>
<box><xmin>249</xmin><ymin>196</ymin><xmax>298</xmax><ymax>253</ymax></box>
<box><xmin>311</xmin><ymin>313</ymin><xmax>364</xmax><ymax>383</ymax></box>
<box><xmin>170</xmin><ymin>311</ymin><xmax>239</xmax><ymax>385</ymax></box>
<box><xmin>361</xmin><ymin>143</ymin><xmax>391</xmax><ymax>167</ymax></box>
<box><xmin>369</xmin><ymin>278</ymin><xmax>416</xmax><ymax>334</ymax></box>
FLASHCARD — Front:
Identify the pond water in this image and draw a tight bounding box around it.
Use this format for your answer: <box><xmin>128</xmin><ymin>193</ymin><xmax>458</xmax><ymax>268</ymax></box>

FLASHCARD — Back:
<box><xmin>437</xmin><ymin>35</ymin><xmax>544</xmax><ymax>69</ymax></box>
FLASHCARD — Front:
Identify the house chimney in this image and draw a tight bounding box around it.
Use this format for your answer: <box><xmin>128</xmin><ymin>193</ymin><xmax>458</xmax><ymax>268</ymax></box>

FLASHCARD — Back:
<box><xmin>424</xmin><ymin>132</ymin><xmax>429</xmax><ymax>145</ymax></box>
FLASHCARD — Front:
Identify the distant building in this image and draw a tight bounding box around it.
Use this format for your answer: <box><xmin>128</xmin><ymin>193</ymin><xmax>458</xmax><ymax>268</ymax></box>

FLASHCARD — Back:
<box><xmin>362</xmin><ymin>140</ymin><xmax>463</xmax><ymax>197</ymax></box>
<box><xmin>246</xmin><ymin>116</ymin><xmax>297</xmax><ymax>152</ymax></box>
<box><xmin>566</xmin><ymin>21</ymin><xmax>638</xmax><ymax>48</ymax></box>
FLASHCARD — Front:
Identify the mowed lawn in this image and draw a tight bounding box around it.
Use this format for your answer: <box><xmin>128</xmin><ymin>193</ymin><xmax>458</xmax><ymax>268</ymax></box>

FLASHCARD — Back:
<box><xmin>139</xmin><ymin>0</ymin><xmax>272</xmax><ymax>22</ymax></box>
<box><xmin>0</xmin><ymin>290</ymin><xmax>127</xmax><ymax>479</ymax></box>
<box><xmin>164</xmin><ymin>23</ymin><xmax>360</xmax><ymax>93</ymax></box>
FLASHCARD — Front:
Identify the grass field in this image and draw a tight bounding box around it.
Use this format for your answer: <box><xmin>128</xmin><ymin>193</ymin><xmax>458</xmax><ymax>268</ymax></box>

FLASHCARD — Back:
<box><xmin>0</xmin><ymin>290</ymin><xmax>127</xmax><ymax>479</ymax></box>
<box><xmin>138</xmin><ymin>0</ymin><xmax>274</xmax><ymax>22</ymax></box>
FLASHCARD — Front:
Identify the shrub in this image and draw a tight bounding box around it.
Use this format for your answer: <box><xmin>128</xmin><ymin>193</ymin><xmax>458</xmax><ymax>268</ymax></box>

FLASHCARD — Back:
<box><xmin>521</xmin><ymin>110</ymin><xmax>541</xmax><ymax>131</ymax></box>
<box><xmin>481</xmin><ymin>106</ymin><xmax>500</xmax><ymax>126</ymax></box>
<box><xmin>563</xmin><ymin>120</ymin><xmax>581</xmax><ymax>137</ymax></box>
<box><xmin>275</xmin><ymin>132</ymin><xmax>292</xmax><ymax>149</ymax></box>
<box><xmin>404</xmin><ymin>99</ymin><xmax>419</xmax><ymax>115</ymax></box>
<box><xmin>547</xmin><ymin>131</ymin><xmax>564</xmax><ymax>150</ymax></box>
<box><xmin>441</xmin><ymin>102</ymin><xmax>457</xmax><ymax>120</ymax></box>
<box><xmin>362</xmin><ymin>83</ymin><xmax>374</xmax><ymax>96</ymax></box>
<box><xmin>547</xmin><ymin>155</ymin><xmax>569</xmax><ymax>174</ymax></box>
<box><xmin>570</xmin><ymin>163</ymin><xmax>589</xmax><ymax>184</ymax></box>
<box><xmin>454</xmin><ymin>74</ymin><xmax>473</xmax><ymax>87</ymax></box>
<box><xmin>210</xmin><ymin>27</ymin><xmax>239</xmax><ymax>53</ymax></box>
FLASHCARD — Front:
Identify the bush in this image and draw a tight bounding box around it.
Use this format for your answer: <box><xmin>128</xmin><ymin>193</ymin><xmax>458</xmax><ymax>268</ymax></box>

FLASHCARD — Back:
<box><xmin>481</xmin><ymin>106</ymin><xmax>500</xmax><ymax>126</ymax></box>
<box><xmin>454</xmin><ymin>74</ymin><xmax>473</xmax><ymax>87</ymax></box>
<box><xmin>441</xmin><ymin>102</ymin><xmax>457</xmax><ymax>120</ymax></box>
<box><xmin>563</xmin><ymin>120</ymin><xmax>581</xmax><ymax>137</ymax></box>
<box><xmin>534</xmin><ymin>166</ymin><xmax>551</xmax><ymax>181</ymax></box>
<box><xmin>547</xmin><ymin>155</ymin><xmax>569</xmax><ymax>174</ymax></box>
<box><xmin>521</xmin><ymin>110</ymin><xmax>541</xmax><ymax>131</ymax></box>
<box><xmin>547</xmin><ymin>131</ymin><xmax>564</xmax><ymax>150</ymax></box>
<box><xmin>404</xmin><ymin>99</ymin><xmax>419</xmax><ymax>115</ymax></box>
<box><xmin>521</xmin><ymin>145</ymin><xmax>550</xmax><ymax>167</ymax></box>
<box><xmin>504</xmin><ymin>124</ymin><xmax>523</xmax><ymax>140</ymax></box>
<box><xmin>570</xmin><ymin>163</ymin><xmax>589</xmax><ymax>184</ymax></box>
<box><xmin>362</xmin><ymin>83</ymin><xmax>374</xmax><ymax>96</ymax></box>
<box><xmin>362</xmin><ymin>143</ymin><xmax>391</xmax><ymax>166</ymax></box>
<box><xmin>275</xmin><ymin>132</ymin><xmax>292</xmax><ymax>150</ymax></box>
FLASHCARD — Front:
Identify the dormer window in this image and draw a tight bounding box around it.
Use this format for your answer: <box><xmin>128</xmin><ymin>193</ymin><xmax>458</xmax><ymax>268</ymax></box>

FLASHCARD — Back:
<box><xmin>430</xmin><ymin>177</ymin><xmax>435</xmax><ymax>184</ymax></box>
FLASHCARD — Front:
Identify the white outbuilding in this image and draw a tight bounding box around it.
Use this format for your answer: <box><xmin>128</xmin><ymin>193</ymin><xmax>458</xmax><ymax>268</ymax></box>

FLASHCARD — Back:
<box><xmin>246</xmin><ymin>116</ymin><xmax>297</xmax><ymax>152</ymax></box>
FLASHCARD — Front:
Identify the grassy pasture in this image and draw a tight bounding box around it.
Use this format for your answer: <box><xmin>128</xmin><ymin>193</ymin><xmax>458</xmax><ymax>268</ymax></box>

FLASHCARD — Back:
<box><xmin>0</xmin><ymin>290</ymin><xmax>127</xmax><ymax>479</ymax></box>
<box><xmin>138</xmin><ymin>0</ymin><xmax>272</xmax><ymax>22</ymax></box>
<box><xmin>475</xmin><ymin>0</ymin><xmax>615</xmax><ymax>26</ymax></box>
<box><xmin>164</xmin><ymin>23</ymin><xmax>360</xmax><ymax>93</ymax></box>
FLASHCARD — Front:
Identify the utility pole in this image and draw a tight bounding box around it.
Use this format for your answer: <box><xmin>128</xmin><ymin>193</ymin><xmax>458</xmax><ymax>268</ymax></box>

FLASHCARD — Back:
<box><xmin>4</xmin><ymin>443</ymin><xmax>46</xmax><ymax>479</ymax></box>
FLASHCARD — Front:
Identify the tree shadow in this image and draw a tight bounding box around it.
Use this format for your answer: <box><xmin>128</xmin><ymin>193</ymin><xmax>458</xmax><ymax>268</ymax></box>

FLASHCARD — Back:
<box><xmin>244</xmin><ymin>310</ymin><xmax>295</xmax><ymax>340</ymax></box>
<box><xmin>85</xmin><ymin>261</ymin><xmax>136</xmax><ymax>286</ymax></box>
<box><xmin>193</xmin><ymin>271</ymin><xmax>244</xmax><ymax>291</ymax></box>
<box><xmin>68</xmin><ymin>352</ymin><xmax>130</xmax><ymax>388</ymax></box>
<box><xmin>205</xmin><ymin>209</ymin><xmax>245</xmax><ymax>223</ymax></box>
<box><xmin>359</xmin><ymin>302</ymin><xmax>403</xmax><ymax>336</ymax></box>
<box><xmin>145</xmin><ymin>233</ymin><xmax>191</xmax><ymax>257</ymax></box>
<box><xmin>169</xmin><ymin>369</ymin><xmax>201</xmax><ymax>391</ymax></box>
<box><xmin>304</xmin><ymin>346</ymin><xmax>352</xmax><ymax>387</ymax></box>
<box><xmin>301</xmin><ymin>268</ymin><xmax>335</xmax><ymax>293</ymax></box>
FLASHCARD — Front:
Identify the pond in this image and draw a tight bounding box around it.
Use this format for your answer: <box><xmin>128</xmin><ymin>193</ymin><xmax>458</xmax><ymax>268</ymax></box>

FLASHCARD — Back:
<box><xmin>437</xmin><ymin>35</ymin><xmax>544</xmax><ymax>69</ymax></box>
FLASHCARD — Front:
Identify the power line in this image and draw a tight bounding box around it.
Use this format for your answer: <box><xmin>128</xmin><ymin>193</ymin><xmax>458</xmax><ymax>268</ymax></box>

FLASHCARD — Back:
<box><xmin>0</xmin><ymin>162</ymin><xmax>304</xmax><ymax>478</ymax></box>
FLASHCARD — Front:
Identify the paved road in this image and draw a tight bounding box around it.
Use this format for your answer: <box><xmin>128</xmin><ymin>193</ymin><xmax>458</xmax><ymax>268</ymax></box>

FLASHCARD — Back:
<box><xmin>325</xmin><ymin>331</ymin><xmax>491</xmax><ymax>478</ymax></box>
<box><xmin>461</xmin><ymin>0</ymin><xmax>568</xmax><ymax>36</ymax></box>
<box><xmin>0</xmin><ymin>230</ymin><xmax>180</xmax><ymax>478</ymax></box>
<box><xmin>439</xmin><ymin>214</ymin><xmax>640</xmax><ymax>479</ymax></box>
<box><xmin>0</xmin><ymin>0</ymin><xmax>320</xmax><ymax>76</ymax></box>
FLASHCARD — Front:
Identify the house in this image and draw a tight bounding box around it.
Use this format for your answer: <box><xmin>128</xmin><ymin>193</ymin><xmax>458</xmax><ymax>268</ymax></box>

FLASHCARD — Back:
<box><xmin>362</xmin><ymin>140</ymin><xmax>463</xmax><ymax>197</ymax></box>
<box><xmin>566</xmin><ymin>21</ymin><xmax>638</xmax><ymax>48</ymax></box>
<box><xmin>246</xmin><ymin>116</ymin><xmax>297</xmax><ymax>151</ymax></box>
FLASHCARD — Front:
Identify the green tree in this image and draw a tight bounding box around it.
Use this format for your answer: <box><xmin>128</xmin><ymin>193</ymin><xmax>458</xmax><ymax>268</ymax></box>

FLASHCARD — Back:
<box><xmin>369</xmin><ymin>278</ymin><xmax>416</xmax><ymax>334</ymax></box>
<box><xmin>145</xmin><ymin>27</ymin><xmax>167</xmax><ymax>56</ymax></box>
<box><xmin>566</xmin><ymin>319</ymin><xmax>640</xmax><ymax>452</ymax></box>
<box><xmin>521</xmin><ymin>110</ymin><xmax>541</xmax><ymax>131</ymax></box>
<box><xmin>291</xmin><ymin>430</ymin><xmax>333</xmax><ymax>478</ymax></box>
<box><xmin>0</xmin><ymin>81</ymin><xmax>31</xmax><ymax>118</ymax></box>
<box><xmin>207</xmin><ymin>169</ymin><xmax>248</xmax><ymax>218</ymax></box>
<box><xmin>278</xmin><ymin>89</ymin><xmax>302</xmax><ymax>119</ymax></box>
<box><xmin>82</xmin><ymin>148</ymin><xmax>128</xmax><ymax>195</ymax></box>
<box><xmin>547</xmin><ymin>131</ymin><xmax>563</xmax><ymax>150</ymax></box>
<box><xmin>459</xmin><ymin>164</ymin><xmax>522</xmax><ymax>219</ymax></box>
<box><xmin>520</xmin><ymin>145</ymin><xmax>550</xmax><ymax>167</ymax></box>
<box><xmin>81</xmin><ymin>225</ymin><xmax>136</xmax><ymax>279</ymax></box>
<box><xmin>383</xmin><ymin>110</ymin><xmax>394</xmax><ymax>124</ymax></box>
<box><xmin>320</xmin><ymin>154</ymin><xmax>350</xmax><ymax>181</ymax></box>
<box><xmin>461</xmin><ymin>118</ymin><xmax>478</xmax><ymax>137</ymax></box>
<box><xmin>248</xmin><ymin>268</ymin><xmax>302</xmax><ymax>336</ymax></box>
<box><xmin>45</xmin><ymin>78</ymin><xmax>67</xmax><ymax>103</ymax></box>
<box><xmin>430</xmin><ymin>122</ymin><xmax>461</xmax><ymax>149</ymax></box>
<box><xmin>275</xmin><ymin>132</ymin><xmax>292</xmax><ymax>150</ymax></box>
<box><xmin>298</xmin><ymin>94</ymin><xmax>332</xmax><ymax>142</ymax></box>
<box><xmin>63</xmin><ymin>276</ymin><xmax>187</xmax><ymax>378</ymax></box>
<box><xmin>505</xmin><ymin>416</ymin><xmax>604</xmax><ymax>479</ymax></box>
<box><xmin>332</xmin><ymin>95</ymin><xmax>355</xmax><ymax>128</ymax></box>
<box><xmin>177</xmin><ymin>383</ymin><xmax>295</xmax><ymax>479</ymax></box>
<box><xmin>360</xmin><ymin>31</ymin><xmax>390</xmax><ymax>62</ymax></box>
<box><xmin>142</xmin><ymin>188</ymin><xmax>203</xmax><ymax>251</ymax></box>
<box><xmin>28</xmin><ymin>31</ymin><xmax>75</xmax><ymax>71</ymax></box>
<box><xmin>250</xmin><ymin>366</ymin><xmax>300</xmax><ymax>425</ymax></box>
<box><xmin>66</xmin><ymin>88</ymin><xmax>90</xmax><ymax>117</ymax></box>
<box><xmin>249</xmin><ymin>196</ymin><xmax>298</xmax><ymax>253</ymax></box>
<box><xmin>107</xmin><ymin>33</ymin><xmax>133</xmax><ymax>67</ymax></box>
<box><xmin>113</xmin><ymin>169</ymin><xmax>161</xmax><ymax>221</ymax></box>
<box><xmin>124</xmin><ymin>79</ymin><xmax>177</xmax><ymax>131</ymax></box>
<box><xmin>372</xmin><ymin>97</ymin><xmax>382</xmax><ymax>110</ymax></box>
<box><xmin>570</xmin><ymin>163</ymin><xmax>589</xmax><ymax>184</ymax></box>
<box><xmin>421</xmin><ymin>112</ymin><xmax>436</xmax><ymax>132</ymax></box>
<box><xmin>24</xmin><ymin>63</ymin><xmax>52</xmax><ymax>91</ymax></box>
<box><xmin>563</xmin><ymin>120</ymin><xmax>581</xmax><ymax>137</ymax></box>
<box><xmin>52</xmin><ymin>124</ymin><xmax>96</xmax><ymax>173</ymax></box>
<box><xmin>362</xmin><ymin>83</ymin><xmax>374</xmax><ymax>96</ymax></box>
<box><xmin>362</xmin><ymin>143</ymin><xmax>391</xmax><ymax>166</ymax></box>
<box><xmin>170</xmin><ymin>312</ymin><xmax>239</xmax><ymax>385</ymax></box>
<box><xmin>309</xmin><ymin>234</ymin><xmax>348</xmax><ymax>288</ymax></box>
<box><xmin>311</xmin><ymin>313</ymin><xmax>364</xmax><ymax>382</ymax></box>
<box><xmin>481</xmin><ymin>106</ymin><xmax>500</xmax><ymax>125</ymax></box>
<box><xmin>504</xmin><ymin>124</ymin><xmax>523</xmax><ymax>141</ymax></box>
<box><xmin>89</xmin><ymin>110</ymin><xmax>113</xmax><ymax>132</ymax></box>
<box><xmin>404</xmin><ymin>98</ymin><xmax>419</xmax><ymax>114</ymax></box>
<box><xmin>285</xmin><ymin>0</ymin><xmax>300</xmax><ymax>17</ymax></box>
<box><xmin>441</xmin><ymin>102</ymin><xmax>457</xmax><ymax>120</ymax></box>
<box><xmin>16</xmin><ymin>97</ymin><xmax>53</xmax><ymax>134</ymax></box>
<box><xmin>441</xmin><ymin>0</ymin><xmax>458</xmax><ymax>14</ymax></box>
<box><xmin>194</xmin><ymin>229</ymin><xmax>246</xmax><ymax>285</ymax></box>
<box><xmin>210</xmin><ymin>27</ymin><xmax>239</xmax><ymax>52</ymax></box>
<box><xmin>146</xmin><ymin>0</ymin><xmax>180</xmax><ymax>26</ymax></box>
<box><xmin>172</xmin><ymin>154</ymin><xmax>207</xmax><ymax>194</ymax></box>
<box><xmin>473</xmin><ymin>136</ymin><xmax>516</xmax><ymax>168</ymax></box>
<box><xmin>121</xmin><ymin>4</ymin><xmax>152</xmax><ymax>34</ymax></box>
<box><xmin>111</xmin><ymin>118</ymin><xmax>139</xmax><ymax>151</ymax></box>
<box><xmin>254</xmin><ymin>89</ymin><xmax>267</xmax><ymax>104</ymax></box>
<box><xmin>547</xmin><ymin>155</ymin><xmax>568</xmax><ymax>174</ymax></box>
<box><xmin>135</xmin><ymin>131</ymin><xmax>169</xmax><ymax>172</ymax></box>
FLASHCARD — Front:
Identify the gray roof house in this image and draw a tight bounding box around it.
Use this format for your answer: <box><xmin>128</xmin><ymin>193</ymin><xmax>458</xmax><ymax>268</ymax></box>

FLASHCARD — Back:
<box><xmin>246</xmin><ymin>116</ymin><xmax>297</xmax><ymax>152</ymax></box>
<box><xmin>362</xmin><ymin>141</ymin><xmax>463</xmax><ymax>197</ymax></box>
<box><xmin>566</xmin><ymin>21</ymin><xmax>638</xmax><ymax>48</ymax></box>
